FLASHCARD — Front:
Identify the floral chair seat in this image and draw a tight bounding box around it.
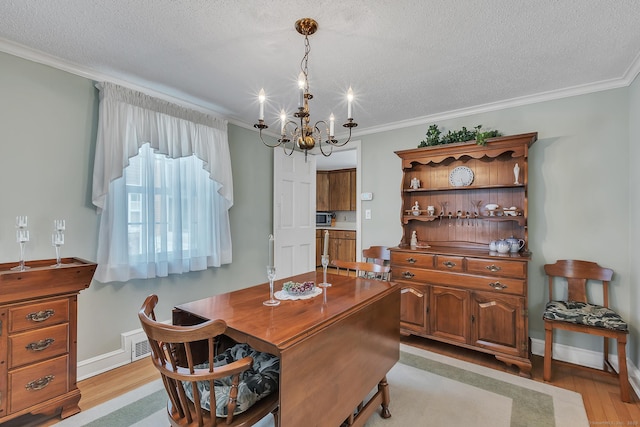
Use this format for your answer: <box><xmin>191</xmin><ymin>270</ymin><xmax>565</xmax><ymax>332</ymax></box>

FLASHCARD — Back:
<box><xmin>543</xmin><ymin>301</ymin><xmax>628</xmax><ymax>331</ymax></box>
<box><xmin>183</xmin><ymin>343</ymin><xmax>280</xmax><ymax>417</ymax></box>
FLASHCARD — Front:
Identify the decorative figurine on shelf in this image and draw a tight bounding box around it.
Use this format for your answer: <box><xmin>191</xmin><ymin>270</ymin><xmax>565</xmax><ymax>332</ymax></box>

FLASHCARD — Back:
<box><xmin>412</xmin><ymin>201</ymin><xmax>421</xmax><ymax>216</ymax></box>
<box><xmin>410</xmin><ymin>231</ymin><xmax>418</xmax><ymax>248</ymax></box>
<box><xmin>513</xmin><ymin>163</ymin><xmax>520</xmax><ymax>185</ymax></box>
<box><xmin>410</xmin><ymin>177</ymin><xmax>421</xmax><ymax>189</ymax></box>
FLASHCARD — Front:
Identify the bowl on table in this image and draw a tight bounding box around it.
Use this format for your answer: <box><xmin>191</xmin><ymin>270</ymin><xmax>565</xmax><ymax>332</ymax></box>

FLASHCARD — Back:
<box><xmin>282</xmin><ymin>281</ymin><xmax>316</xmax><ymax>296</ymax></box>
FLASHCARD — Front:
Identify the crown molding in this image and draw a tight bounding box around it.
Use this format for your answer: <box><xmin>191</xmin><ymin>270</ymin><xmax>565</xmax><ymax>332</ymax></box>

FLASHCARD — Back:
<box><xmin>3</xmin><ymin>37</ymin><xmax>639</xmax><ymax>137</ymax></box>
<box><xmin>0</xmin><ymin>38</ymin><xmax>228</xmax><ymax>120</ymax></box>
<box><xmin>352</xmin><ymin>74</ymin><xmax>635</xmax><ymax>138</ymax></box>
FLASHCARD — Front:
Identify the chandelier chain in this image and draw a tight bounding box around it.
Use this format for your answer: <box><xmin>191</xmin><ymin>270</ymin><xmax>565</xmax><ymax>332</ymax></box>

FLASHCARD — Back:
<box><xmin>301</xmin><ymin>35</ymin><xmax>311</xmax><ymax>91</ymax></box>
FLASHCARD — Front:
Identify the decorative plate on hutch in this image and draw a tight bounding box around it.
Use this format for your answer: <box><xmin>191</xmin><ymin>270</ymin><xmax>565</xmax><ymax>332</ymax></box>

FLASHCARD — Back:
<box><xmin>449</xmin><ymin>166</ymin><xmax>474</xmax><ymax>187</ymax></box>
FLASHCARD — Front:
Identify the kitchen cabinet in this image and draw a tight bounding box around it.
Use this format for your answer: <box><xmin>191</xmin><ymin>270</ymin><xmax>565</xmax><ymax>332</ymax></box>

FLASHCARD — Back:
<box><xmin>391</xmin><ymin>133</ymin><xmax>536</xmax><ymax>377</ymax></box>
<box><xmin>316</xmin><ymin>168</ymin><xmax>356</xmax><ymax>212</ymax></box>
<box><xmin>316</xmin><ymin>229</ymin><xmax>356</xmax><ymax>266</ymax></box>
<box><xmin>0</xmin><ymin>258</ymin><xmax>96</xmax><ymax>423</ymax></box>
<box><xmin>316</xmin><ymin>171</ymin><xmax>330</xmax><ymax>212</ymax></box>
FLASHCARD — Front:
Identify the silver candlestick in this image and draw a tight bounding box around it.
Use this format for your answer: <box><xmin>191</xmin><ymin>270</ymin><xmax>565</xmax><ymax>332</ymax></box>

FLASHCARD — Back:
<box><xmin>263</xmin><ymin>266</ymin><xmax>280</xmax><ymax>306</ymax></box>
<box><xmin>319</xmin><ymin>254</ymin><xmax>331</xmax><ymax>287</ymax></box>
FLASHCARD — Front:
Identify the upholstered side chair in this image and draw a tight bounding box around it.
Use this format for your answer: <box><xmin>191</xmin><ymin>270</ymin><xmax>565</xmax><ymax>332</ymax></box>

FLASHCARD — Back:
<box><xmin>543</xmin><ymin>260</ymin><xmax>631</xmax><ymax>402</ymax></box>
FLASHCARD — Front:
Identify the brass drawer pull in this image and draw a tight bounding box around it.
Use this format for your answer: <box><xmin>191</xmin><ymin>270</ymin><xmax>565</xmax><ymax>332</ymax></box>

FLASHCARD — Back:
<box><xmin>406</xmin><ymin>257</ymin><xmax>417</xmax><ymax>264</ymax></box>
<box><xmin>26</xmin><ymin>309</ymin><xmax>55</xmax><ymax>322</ymax></box>
<box><xmin>442</xmin><ymin>261</ymin><xmax>456</xmax><ymax>268</ymax></box>
<box><xmin>26</xmin><ymin>338</ymin><xmax>55</xmax><ymax>352</ymax></box>
<box><xmin>402</xmin><ymin>271</ymin><xmax>415</xmax><ymax>279</ymax></box>
<box><xmin>25</xmin><ymin>375</ymin><xmax>55</xmax><ymax>391</ymax></box>
<box><xmin>485</xmin><ymin>264</ymin><xmax>502</xmax><ymax>272</ymax></box>
<box><xmin>489</xmin><ymin>282</ymin><xmax>508</xmax><ymax>290</ymax></box>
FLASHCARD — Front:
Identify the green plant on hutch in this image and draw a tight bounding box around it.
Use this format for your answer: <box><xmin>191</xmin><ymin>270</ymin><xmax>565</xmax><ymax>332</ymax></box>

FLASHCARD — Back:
<box><xmin>419</xmin><ymin>124</ymin><xmax>501</xmax><ymax>147</ymax></box>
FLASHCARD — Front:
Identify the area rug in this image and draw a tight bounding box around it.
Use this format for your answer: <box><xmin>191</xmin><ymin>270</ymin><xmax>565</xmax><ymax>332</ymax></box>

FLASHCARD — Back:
<box><xmin>53</xmin><ymin>344</ymin><xmax>588</xmax><ymax>427</ymax></box>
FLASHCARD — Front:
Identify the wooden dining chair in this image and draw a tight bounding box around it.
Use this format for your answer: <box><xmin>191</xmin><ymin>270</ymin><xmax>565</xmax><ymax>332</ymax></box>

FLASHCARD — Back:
<box><xmin>362</xmin><ymin>245</ymin><xmax>391</xmax><ymax>267</ymax></box>
<box><xmin>138</xmin><ymin>295</ymin><xmax>280</xmax><ymax>426</ymax></box>
<box><xmin>331</xmin><ymin>259</ymin><xmax>391</xmax><ymax>281</ymax></box>
<box><xmin>543</xmin><ymin>260</ymin><xmax>631</xmax><ymax>402</ymax></box>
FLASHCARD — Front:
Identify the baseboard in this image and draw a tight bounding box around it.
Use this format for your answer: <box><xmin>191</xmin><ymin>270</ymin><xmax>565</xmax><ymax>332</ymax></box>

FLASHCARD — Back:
<box><xmin>530</xmin><ymin>337</ymin><xmax>640</xmax><ymax>397</ymax></box>
<box><xmin>77</xmin><ymin>321</ymin><xmax>168</xmax><ymax>381</ymax></box>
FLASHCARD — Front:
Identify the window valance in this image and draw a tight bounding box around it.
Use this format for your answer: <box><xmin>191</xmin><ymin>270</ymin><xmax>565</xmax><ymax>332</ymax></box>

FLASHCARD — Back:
<box><xmin>91</xmin><ymin>82</ymin><xmax>233</xmax><ymax>213</ymax></box>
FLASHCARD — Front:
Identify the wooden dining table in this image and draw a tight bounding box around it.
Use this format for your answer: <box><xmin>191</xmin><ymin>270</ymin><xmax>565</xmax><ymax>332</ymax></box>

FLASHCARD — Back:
<box><xmin>173</xmin><ymin>270</ymin><xmax>400</xmax><ymax>427</ymax></box>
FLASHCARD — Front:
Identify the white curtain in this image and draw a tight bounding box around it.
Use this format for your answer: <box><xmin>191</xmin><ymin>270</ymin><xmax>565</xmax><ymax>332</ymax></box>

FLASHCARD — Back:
<box><xmin>91</xmin><ymin>82</ymin><xmax>233</xmax><ymax>283</ymax></box>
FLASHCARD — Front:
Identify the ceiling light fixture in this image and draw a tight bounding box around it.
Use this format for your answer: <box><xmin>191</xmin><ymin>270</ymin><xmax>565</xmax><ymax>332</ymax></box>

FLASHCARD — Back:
<box><xmin>254</xmin><ymin>18</ymin><xmax>357</xmax><ymax>159</ymax></box>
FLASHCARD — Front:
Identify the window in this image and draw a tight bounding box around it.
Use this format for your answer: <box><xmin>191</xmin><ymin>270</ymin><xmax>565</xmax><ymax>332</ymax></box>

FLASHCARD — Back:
<box><xmin>92</xmin><ymin>83</ymin><xmax>233</xmax><ymax>283</ymax></box>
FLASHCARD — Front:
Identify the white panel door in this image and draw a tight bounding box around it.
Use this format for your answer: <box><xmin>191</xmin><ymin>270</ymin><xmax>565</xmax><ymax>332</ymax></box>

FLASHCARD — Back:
<box><xmin>273</xmin><ymin>149</ymin><xmax>316</xmax><ymax>279</ymax></box>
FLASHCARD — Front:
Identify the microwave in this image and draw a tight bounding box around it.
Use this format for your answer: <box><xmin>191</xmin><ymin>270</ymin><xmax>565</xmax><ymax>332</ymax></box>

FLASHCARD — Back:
<box><xmin>316</xmin><ymin>212</ymin><xmax>333</xmax><ymax>226</ymax></box>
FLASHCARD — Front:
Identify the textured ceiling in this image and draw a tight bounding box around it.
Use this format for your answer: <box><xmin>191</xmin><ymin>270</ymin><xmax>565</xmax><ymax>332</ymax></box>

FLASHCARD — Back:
<box><xmin>1</xmin><ymin>0</ymin><xmax>640</xmax><ymax>139</ymax></box>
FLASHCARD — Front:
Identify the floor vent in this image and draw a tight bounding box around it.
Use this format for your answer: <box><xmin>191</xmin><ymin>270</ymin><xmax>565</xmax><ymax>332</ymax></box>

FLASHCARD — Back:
<box><xmin>123</xmin><ymin>323</ymin><xmax>168</xmax><ymax>362</ymax></box>
<box><xmin>131</xmin><ymin>336</ymin><xmax>151</xmax><ymax>361</ymax></box>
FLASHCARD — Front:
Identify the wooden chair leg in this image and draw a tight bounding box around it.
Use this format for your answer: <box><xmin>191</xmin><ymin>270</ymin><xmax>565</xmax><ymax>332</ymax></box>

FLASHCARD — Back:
<box><xmin>543</xmin><ymin>325</ymin><xmax>553</xmax><ymax>382</ymax></box>
<box><xmin>604</xmin><ymin>336</ymin><xmax>610</xmax><ymax>371</ymax></box>
<box><xmin>617</xmin><ymin>337</ymin><xmax>631</xmax><ymax>403</ymax></box>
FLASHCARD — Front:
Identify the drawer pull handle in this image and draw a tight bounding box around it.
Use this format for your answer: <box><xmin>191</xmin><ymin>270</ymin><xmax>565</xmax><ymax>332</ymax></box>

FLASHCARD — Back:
<box><xmin>443</xmin><ymin>261</ymin><xmax>456</xmax><ymax>268</ymax></box>
<box><xmin>489</xmin><ymin>282</ymin><xmax>508</xmax><ymax>290</ymax></box>
<box><xmin>402</xmin><ymin>271</ymin><xmax>415</xmax><ymax>279</ymax></box>
<box><xmin>26</xmin><ymin>338</ymin><xmax>55</xmax><ymax>352</ymax></box>
<box><xmin>406</xmin><ymin>257</ymin><xmax>417</xmax><ymax>264</ymax></box>
<box><xmin>485</xmin><ymin>264</ymin><xmax>502</xmax><ymax>272</ymax></box>
<box><xmin>26</xmin><ymin>309</ymin><xmax>55</xmax><ymax>322</ymax></box>
<box><xmin>25</xmin><ymin>375</ymin><xmax>55</xmax><ymax>391</ymax></box>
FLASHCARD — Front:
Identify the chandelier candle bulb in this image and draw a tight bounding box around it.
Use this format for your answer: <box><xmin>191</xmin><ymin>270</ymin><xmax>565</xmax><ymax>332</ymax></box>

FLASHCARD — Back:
<box><xmin>329</xmin><ymin>114</ymin><xmax>335</xmax><ymax>137</ymax></box>
<box><xmin>298</xmin><ymin>72</ymin><xmax>305</xmax><ymax>107</ymax></box>
<box><xmin>280</xmin><ymin>110</ymin><xmax>286</xmax><ymax>134</ymax></box>
<box><xmin>347</xmin><ymin>87</ymin><xmax>354</xmax><ymax>119</ymax></box>
<box><xmin>258</xmin><ymin>89</ymin><xmax>265</xmax><ymax>121</ymax></box>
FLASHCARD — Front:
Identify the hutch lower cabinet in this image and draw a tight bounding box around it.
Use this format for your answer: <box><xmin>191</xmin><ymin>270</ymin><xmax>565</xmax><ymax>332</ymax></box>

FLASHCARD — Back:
<box><xmin>391</xmin><ymin>133</ymin><xmax>537</xmax><ymax>377</ymax></box>
<box><xmin>0</xmin><ymin>258</ymin><xmax>96</xmax><ymax>423</ymax></box>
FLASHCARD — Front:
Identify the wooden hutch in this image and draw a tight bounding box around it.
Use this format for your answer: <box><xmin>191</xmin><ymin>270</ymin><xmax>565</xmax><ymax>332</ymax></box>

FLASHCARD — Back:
<box><xmin>0</xmin><ymin>258</ymin><xmax>96</xmax><ymax>423</ymax></box>
<box><xmin>391</xmin><ymin>132</ymin><xmax>537</xmax><ymax>377</ymax></box>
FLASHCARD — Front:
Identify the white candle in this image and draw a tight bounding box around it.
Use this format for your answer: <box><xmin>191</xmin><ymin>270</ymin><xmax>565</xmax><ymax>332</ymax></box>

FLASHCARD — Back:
<box><xmin>347</xmin><ymin>87</ymin><xmax>354</xmax><ymax>119</ymax></box>
<box><xmin>268</xmin><ymin>234</ymin><xmax>274</xmax><ymax>268</ymax></box>
<box><xmin>280</xmin><ymin>110</ymin><xmax>287</xmax><ymax>135</ymax></box>
<box><xmin>258</xmin><ymin>88</ymin><xmax>265</xmax><ymax>121</ymax></box>
<box><xmin>323</xmin><ymin>230</ymin><xmax>329</xmax><ymax>256</ymax></box>
<box><xmin>329</xmin><ymin>113</ymin><xmax>335</xmax><ymax>137</ymax></box>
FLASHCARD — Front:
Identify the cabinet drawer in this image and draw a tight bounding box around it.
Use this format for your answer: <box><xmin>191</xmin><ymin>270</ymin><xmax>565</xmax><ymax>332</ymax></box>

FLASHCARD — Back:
<box><xmin>461</xmin><ymin>275</ymin><xmax>525</xmax><ymax>296</ymax></box>
<box><xmin>391</xmin><ymin>252</ymin><xmax>434</xmax><ymax>268</ymax></box>
<box><xmin>331</xmin><ymin>230</ymin><xmax>355</xmax><ymax>240</ymax></box>
<box><xmin>435</xmin><ymin>255</ymin><xmax>464</xmax><ymax>273</ymax></box>
<box><xmin>9</xmin><ymin>354</ymin><xmax>69</xmax><ymax>413</ymax></box>
<box><xmin>9</xmin><ymin>299</ymin><xmax>69</xmax><ymax>333</ymax></box>
<box><xmin>391</xmin><ymin>266</ymin><xmax>434</xmax><ymax>283</ymax></box>
<box><xmin>466</xmin><ymin>258</ymin><xmax>526</xmax><ymax>278</ymax></box>
<box><xmin>9</xmin><ymin>323</ymin><xmax>69</xmax><ymax>368</ymax></box>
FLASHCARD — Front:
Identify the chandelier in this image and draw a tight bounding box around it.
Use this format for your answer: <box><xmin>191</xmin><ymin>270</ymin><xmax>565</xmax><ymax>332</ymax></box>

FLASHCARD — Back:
<box><xmin>254</xmin><ymin>18</ymin><xmax>357</xmax><ymax>158</ymax></box>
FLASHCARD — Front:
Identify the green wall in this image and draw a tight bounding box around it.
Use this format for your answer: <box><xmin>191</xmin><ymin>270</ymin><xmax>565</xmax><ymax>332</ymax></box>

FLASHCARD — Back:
<box><xmin>1</xmin><ymin>50</ymin><xmax>637</xmax><ymax>368</ymax></box>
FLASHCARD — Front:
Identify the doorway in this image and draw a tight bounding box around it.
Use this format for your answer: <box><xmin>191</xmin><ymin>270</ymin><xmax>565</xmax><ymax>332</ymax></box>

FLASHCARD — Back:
<box><xmin>314</xmin><ymin>141</ymin><xmax>362</xmax><ymax>261</ymax></box>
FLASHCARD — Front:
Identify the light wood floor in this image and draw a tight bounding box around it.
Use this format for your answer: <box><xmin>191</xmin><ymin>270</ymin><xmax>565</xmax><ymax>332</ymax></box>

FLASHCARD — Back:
<box><xmin>8</xmin><ymin>336</ymin><xmax>639</xmax><ymax>426</ymax></box>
